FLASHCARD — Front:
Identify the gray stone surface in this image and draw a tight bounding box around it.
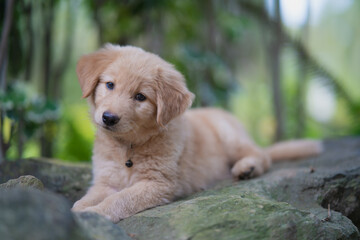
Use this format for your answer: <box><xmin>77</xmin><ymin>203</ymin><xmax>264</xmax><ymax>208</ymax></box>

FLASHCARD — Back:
<box><xmin>0</xmin><ymin>158</ymin><xmax>91</xmax><ymax>203</ymax></box>
<box><xmin>0</xmin><ymin>137</ymin><xmax>359</xmax><ymax>240</ymax></box>
<box><xmin>0</xmin><ymin>187</ymin><xmax>131</xmax><ymax>240</ymax></box>
<box><xmin>75</xmin><ymin>212</ymin><xmax>132</xmax><ymax>240</ymax></box>
<box><xmin>118</xmin><ymin>138</ymin><xmax>360</xmax><ymax>240</ymax></box>
<box><xmin>0</xmin><ymin>175</ymin><xmax>44</xmax><ymax>190</ymax></box>
<box><xmin>0</xmin><ymin>188</ymin><xmax>86</xmax><ymax>240</ymax></box>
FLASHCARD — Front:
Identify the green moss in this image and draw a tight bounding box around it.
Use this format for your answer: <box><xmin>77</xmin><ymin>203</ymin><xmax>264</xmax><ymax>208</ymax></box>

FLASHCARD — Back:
<box><xmin>0</xmin><ymin>175</ymin><xmax>44</xmax><ymax>190</ymax></box>
<box><xmin>119</xmin><ymin>183</ymin><xmax>359</xmax><ymax>240</ymax></box>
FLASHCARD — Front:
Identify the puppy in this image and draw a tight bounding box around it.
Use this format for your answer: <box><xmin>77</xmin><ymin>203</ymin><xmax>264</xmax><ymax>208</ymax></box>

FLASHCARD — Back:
<box><xmin>72</xmin><ymin>44</ymin><xmax>322</xmax><ymax>223</ymax></box>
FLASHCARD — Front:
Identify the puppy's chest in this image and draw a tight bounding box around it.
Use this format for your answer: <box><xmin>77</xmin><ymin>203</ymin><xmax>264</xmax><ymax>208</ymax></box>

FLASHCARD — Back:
<box><xmin>96</xmin><ymin>147</ymin><xmax>156</xmax><ymax>189</ymax></box>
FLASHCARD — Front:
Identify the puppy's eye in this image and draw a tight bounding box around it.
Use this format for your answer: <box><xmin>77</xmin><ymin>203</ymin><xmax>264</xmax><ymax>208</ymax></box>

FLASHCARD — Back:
<box><xmin>106</xmin><ymin>82</ymin><xmax>114</xmax><ymax>90</ymax></box>
<box><xmin>134</xmin><ymin>93</ymin><xmax>146</xmax><ymax>101</ymax></box>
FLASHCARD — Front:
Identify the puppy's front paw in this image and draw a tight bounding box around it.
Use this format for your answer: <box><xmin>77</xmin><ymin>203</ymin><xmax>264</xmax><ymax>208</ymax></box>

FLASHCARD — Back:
<box><xmin>84</xmin><ymin>206</ymin><xmax>120</xmax><ymax>223</ymax></box>
<box><xmin>231</xmin><ymin>156</ymin><xmax>263</xmax><ymax>180</ymax></box>
<box><xmin>72</xmin><ymin>201</ymin><xmax>88</xmax><ymax>212</ymax></box>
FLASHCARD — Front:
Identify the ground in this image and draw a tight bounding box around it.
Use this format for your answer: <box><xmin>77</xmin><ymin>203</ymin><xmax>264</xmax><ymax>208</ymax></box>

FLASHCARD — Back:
<box><xmin>0</xmin><ymin>137</ymin><xmax>359</xmax><ymax>240</ymax></box>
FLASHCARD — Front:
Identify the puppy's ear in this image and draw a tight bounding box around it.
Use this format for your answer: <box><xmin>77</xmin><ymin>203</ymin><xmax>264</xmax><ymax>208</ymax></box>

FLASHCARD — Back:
<box><xmin>156</xmin><ymin>65</ymin><xmax>195</xmax><ymax>127</ymax></box>
<box><xmin>76</xmin><ymin>48</ymin><xmax>116</xmax><ymax>98</ymax></box>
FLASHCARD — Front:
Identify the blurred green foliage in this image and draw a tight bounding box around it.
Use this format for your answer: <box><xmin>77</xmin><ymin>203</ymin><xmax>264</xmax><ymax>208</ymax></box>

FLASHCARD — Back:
<box><xmin>0</xmin><ymin>82</ymin><xmax>60</xmax><ymax>159</ymax></box>
<box><xmin>55</xmin><ymin>105</ymin><xmax>94</xmax><ymax>162</ymax></box>
<box><xmin>1</xmin><ymin>0</ymin><xmax>359</xmax><ymax>162</ymax></box>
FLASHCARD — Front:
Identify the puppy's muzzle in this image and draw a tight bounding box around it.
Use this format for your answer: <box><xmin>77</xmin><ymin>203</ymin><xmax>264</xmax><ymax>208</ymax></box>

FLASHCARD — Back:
<box><xmin>102</xmin><ymin>111</ymin><xmax>120</xmax><ymax>126</ymax></box>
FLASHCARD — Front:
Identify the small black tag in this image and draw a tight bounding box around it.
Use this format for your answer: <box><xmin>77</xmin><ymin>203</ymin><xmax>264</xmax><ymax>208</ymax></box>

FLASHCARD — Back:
<box><xmin>125</xmin><ymin>159</ymin><xmax>133</xmax><ymax>168</ymax></box>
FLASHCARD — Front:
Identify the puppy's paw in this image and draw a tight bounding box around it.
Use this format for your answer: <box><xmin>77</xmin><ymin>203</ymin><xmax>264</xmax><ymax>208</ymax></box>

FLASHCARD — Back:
<box><xmin>83</xmin><ymin>206</ymin><xmax>120</xmax><ymax>223</ymax></box>
<box><xmin>231</xmin><ymin>156</ymin><xmax>264</xmax><ymax>180</ymax></box>
<box><xmin>72</xmin><ymin>201</ymin><xmax>88</xmax><ymax>212</ymax></box>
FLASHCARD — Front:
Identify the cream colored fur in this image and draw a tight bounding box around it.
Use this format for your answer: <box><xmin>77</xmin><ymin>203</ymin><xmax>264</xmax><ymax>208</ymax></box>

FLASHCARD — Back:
<box><xmin>72</xmin><ymin>44</ymin><xmax>322</xmax><ymax>222</ymax></box>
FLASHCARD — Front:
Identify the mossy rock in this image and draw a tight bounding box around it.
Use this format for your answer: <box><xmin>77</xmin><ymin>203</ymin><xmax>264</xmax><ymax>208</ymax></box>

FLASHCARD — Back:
<box><xmin>0</xmin><ymin>175</ymin><xmax>44</xmax><ymax>190</ymax></box>
<box><xmin>0</xmin><ymin>188</ymin><xmax>86</xmax><ymax>240</ymax></box>
<box><xmin>118</xmin><ymin>138</ymin><xmax>360</xmax><ymax>240</ymax></box>
<box><xmin>119</xmin><ymin>183</ymin><xmax>359</xmax><ymax>240</ymax></box>
<box><xmin>0</xmin><ymin>158</ymin><xmax>91</xmax><ymax>203</ymax></box>
<box><xmin>0</xmin><ymin>187</ymin><xmax>131</xmax><ymax>240</ymax></box>
<box><xmin>1</xmin><ymin>138</ymin><xmax>360</xmax><ymax>239</ymax></box>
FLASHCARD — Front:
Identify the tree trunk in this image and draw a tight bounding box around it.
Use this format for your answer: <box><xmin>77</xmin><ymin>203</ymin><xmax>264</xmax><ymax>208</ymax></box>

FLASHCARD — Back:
<box><xmin>295</xmin><ymin>0</ymin><xmax>311</xmax><ymax>138</ymax></box>
<box><xmin>52</xmin><ymin>0</ymin><xmax>76</xmax><ymax>100</ymax></box>
<box><xmin>0</xmin><ymin>0</ymin><xmax>15</xmax><ymax>162</ymax></box>
<box><xmin>0</xmin><ymin>0</ymin><xmax>14</xmax><ymax>79</ymax></box>
<box><xmin>269</xmin><ymin>0</ymin><xmax>285</xmax><ymax>141</ymax></box>
<box><xmin>23</xmin><ymin>1</ymin><xmax>34</xmax><ymax>82</ymax></box>
<box><xmin>204</xmin><ymin>0</ymin><xmax>217</xmax><ymax>53</ymax></box>
<box><xmin>17</xmin><ymin>111</ymin><xmax>24</xmax><ymax>159</ymax></box>
<box><xmin>94</xmin><ymin>0</ymin><xmax>104</xmax><ymax>46</ymax></box>
<box><xmin>40</xmin><ymin>0</ymin><xmax>55</xmax><ymax>157</ymax></box>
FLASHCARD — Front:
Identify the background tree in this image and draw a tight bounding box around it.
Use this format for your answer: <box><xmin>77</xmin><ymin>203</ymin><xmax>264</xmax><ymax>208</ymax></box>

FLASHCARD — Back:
<box><xmin>0</xmin><ymin>0</ymin><xmax>359</xmax><ymax>162</ymax></box>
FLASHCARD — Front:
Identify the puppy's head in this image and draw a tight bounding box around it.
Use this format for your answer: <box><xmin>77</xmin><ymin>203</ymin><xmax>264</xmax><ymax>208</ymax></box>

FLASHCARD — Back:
<box><xmin>76</xmin><ymin>44</ymin><xmax>194</xmax><ymax>138</ymax></box>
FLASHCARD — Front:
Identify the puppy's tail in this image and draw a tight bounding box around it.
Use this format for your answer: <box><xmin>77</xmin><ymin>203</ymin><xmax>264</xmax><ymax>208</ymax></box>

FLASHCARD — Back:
<box><xmin>265</xmin><ymin>139</ymin><xmax>323</xmax><ymax>162</ymax></box>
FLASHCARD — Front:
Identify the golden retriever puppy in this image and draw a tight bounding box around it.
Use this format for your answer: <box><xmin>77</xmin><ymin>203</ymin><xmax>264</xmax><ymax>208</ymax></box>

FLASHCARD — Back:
<box><xmin>72</xmin><ymin>44</ymin><xmax>322</xmax><ymax>223</ymax></box>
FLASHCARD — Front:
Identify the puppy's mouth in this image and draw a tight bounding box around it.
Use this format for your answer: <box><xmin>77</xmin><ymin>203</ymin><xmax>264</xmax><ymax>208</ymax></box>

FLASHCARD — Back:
<box><xmin>102</xmin><ymin>124</ymin><xmax>119</xmax><ymax>132</ymax></box>
<box><xmin>103</xmin><ymin>125</ymin><xmax>114</xmax><ymax>131</ymax></box>
<box><xmin>96</xmin><ymin>122</ymin><xmax>131</xmax><ymax>134</ymax></box>
<box><xmin>96</xmin><ymin>123</ymin><xmax>116</xmax><ymax>132</ymax></box>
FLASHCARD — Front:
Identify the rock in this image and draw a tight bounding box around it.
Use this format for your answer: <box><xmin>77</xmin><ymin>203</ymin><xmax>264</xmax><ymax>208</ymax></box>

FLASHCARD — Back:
<box><xmin>75</xmin><ymin>212</ymin><xmax>132</xmax><ymax>240</ymax></box>
<box><xmin>0</xmin><ymin>187</ymin><xmax>86</xmax><ymax>240</ymax></box>
<box><xmin>320</xmin><ymin>174</ymin><xmax>360</xmax><ymax>229</ymax></box>
<box><xmin>0</xmin><ymin>187</ymin><xmax>131</xmax><ymax>240</ymax></box>
<box><xmin>0</xmin><ymin>158</ymin><xmax>92</xmax><ymax>203</ymax></box>
<box><xmin>118</xmin><ymin>138</ymin><xmax>360</xmax><ymax>240</ymax></box>
<box><xmin>119</xmin><ymin>186</ymin><xmax>359</xmax><ymax>240</ymax></box>
<box><xmin>265</xmin><ymin>137</ymin><xmax>360</xmax><ymax>229</ymax></box>
<box><xmin>0</xmin><ymin>175</ymin><xmax>44</xmax><ymax>190</ymax></box>
<box><xmin>1</xmin><ymin>138</ymin><xmax>359</xmax><ymax>239</ymax></box>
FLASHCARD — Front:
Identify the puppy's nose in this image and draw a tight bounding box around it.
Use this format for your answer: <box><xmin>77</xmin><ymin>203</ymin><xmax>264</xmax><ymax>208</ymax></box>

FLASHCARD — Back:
<box><xmin>102</xmin><ymin>111</ymin><xmax>120</xmax><ymax>126</ymax></box>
